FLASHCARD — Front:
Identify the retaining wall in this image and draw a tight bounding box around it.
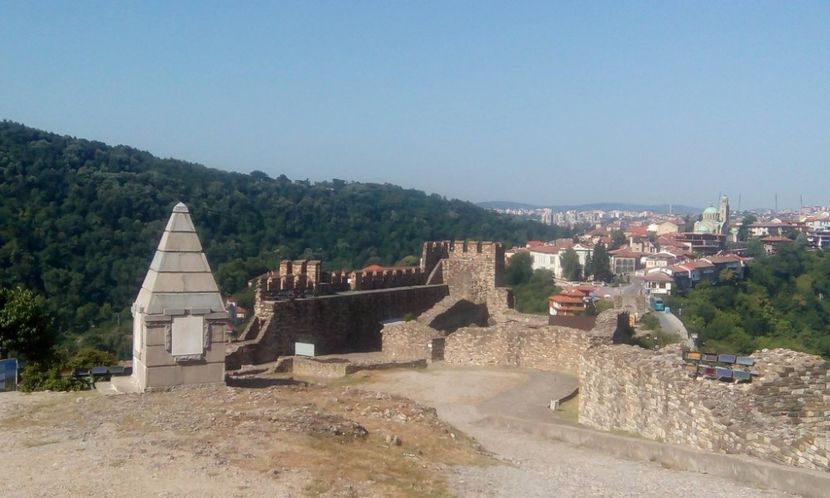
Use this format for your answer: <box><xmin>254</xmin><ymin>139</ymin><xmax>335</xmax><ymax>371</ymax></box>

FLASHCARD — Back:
<box><xmin>579</xmin><ymin>345</ymin><xmax>829</xmax><ymax>472</ymax></box>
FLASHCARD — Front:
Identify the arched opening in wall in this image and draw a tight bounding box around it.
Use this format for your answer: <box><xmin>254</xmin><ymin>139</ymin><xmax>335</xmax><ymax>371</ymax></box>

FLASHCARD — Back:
<box><xmin>427</xmin><ymin>299</ymin><xmax>489</xmax><ymax>333</ymax></box>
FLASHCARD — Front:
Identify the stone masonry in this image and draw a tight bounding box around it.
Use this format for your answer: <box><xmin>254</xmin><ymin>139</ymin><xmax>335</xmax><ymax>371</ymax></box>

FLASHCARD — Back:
<box><xmin>234</xmin><ymin>240</ymin><xmax>510</xmax><ymax>367</ymax></box>
<box><xmin>443</xmin><ymin>309</ymin><xmax>620</xmax><ymax>375</ymax></box>
<box><xmin>579</xmin><ymin>345</ymin><xmax>829</xmax><ymax>472</ymax></box>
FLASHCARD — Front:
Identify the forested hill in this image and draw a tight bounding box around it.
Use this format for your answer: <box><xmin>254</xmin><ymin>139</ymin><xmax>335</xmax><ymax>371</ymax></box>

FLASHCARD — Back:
<box><xmin>0</xmin><ymin>121</ymin><xmax>564</xmax><ymax>353</ymax></box>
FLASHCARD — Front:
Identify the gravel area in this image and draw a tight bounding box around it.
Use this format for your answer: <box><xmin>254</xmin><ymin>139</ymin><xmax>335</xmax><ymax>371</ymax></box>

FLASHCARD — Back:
<box><xmin>360</xmin><ymin>365</ymin><xmax>797</xmax><ymax>498</ymax></box>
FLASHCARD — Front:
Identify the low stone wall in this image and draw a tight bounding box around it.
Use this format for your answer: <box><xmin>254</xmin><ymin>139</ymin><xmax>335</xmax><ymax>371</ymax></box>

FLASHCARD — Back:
<box><xmin>381</xmin><ymin>321</ymin><xmax>445</xmax><ymax>361</ymax></box>
<box><xmin>443</xmin><ymin>310</ymin><xmax>619</xmax><ymax>375</ymax></box>
<box><xmin>579</xmin><ymin>345</ymin><xmax>829</xmax><ymax>472</ymax></box>
<box><xmin>293</xmin><ymin>357</ymin><xmax>351</xmax><ymax>378</ymax></box>
<box><xmin>291</xmin><ymin>356</ymin><xmax>428</xmax><ymax>378</ymax></box>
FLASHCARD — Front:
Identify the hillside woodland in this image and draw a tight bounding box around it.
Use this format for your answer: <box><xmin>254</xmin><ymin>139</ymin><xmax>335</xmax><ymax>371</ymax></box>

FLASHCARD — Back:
<box><xmin>0</xmin><ymin>121</ymin><xmax>565</xmax><ymax>357</ymax></box>
<box><xmin>667</xmin><ymin>244</ymin><xmax>830</xmax><ymax>358</ymax></box>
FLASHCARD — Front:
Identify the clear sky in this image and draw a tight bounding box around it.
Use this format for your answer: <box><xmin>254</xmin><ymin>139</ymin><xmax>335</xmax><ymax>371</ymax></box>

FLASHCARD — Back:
<box><xmin>1</xmin><ymin>1</ymin><xmax>827</xmax><ymax>210</ymax></box>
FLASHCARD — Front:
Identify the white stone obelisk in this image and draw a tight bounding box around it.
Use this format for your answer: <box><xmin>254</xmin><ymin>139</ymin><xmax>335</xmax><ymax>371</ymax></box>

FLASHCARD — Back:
<box><xmin>131</xmin><ymin>202</ymin><xmax>226</xmax><ymax>391</ymax></box>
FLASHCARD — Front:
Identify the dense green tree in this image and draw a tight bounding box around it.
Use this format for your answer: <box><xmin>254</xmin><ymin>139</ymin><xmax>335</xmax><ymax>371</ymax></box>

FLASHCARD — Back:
<box><xmin>505</xmin><ymin>252</ymin><xmax>533</xmax><ymax>286</ymax></box>
<box><xmin>512</xmin><ymin>269</ymin><xmax>558</xmax><ymax>314</ymax></box>
<box><xmin>736</xmin><ymin>214</ymin><xmax>757</xmax><ymax>241</ymax></box>
<box><xmin>668</xmin><ymin>246</ymin><xmax>830</xmax><ymax>357</ymax></box>
<box><xmin>746</xmin><ymin>238</ymin><xmax>765</xmax><ymax>258</ymax></box>
<box><xmin>583</xmin><ymin>254</ymin><xmax>593</xmax><ymax>279</ymax></box>
<box><xmin>0</xmin><ymin>121</ymin><xmax>571</xmax><ymax>357</ymax></box>
<box><xmin>590</xmin><ymin>243</ymin><xmax>613</xmax><ymax>282</ymax></box>
<box><xmin>609</xmin><ymin>230</ymin><xmax>626</xmax><ymax>250</ymax></box>
<box><xmin>0</xmin><ymin>286</ymin><xmax>54</xmax><ymax>362</ymax></box>
<box><xmin>559</xmin><ymin>248</ymin><xmax>582</xmax><ymax>281</ymax></box>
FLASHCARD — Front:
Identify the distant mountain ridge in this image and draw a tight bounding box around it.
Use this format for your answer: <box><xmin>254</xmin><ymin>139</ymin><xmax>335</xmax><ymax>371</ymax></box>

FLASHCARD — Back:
<box><xmin>478</xmin><ymin>201</ymin><xmax>701</xmax><ymax>215</ymax></box>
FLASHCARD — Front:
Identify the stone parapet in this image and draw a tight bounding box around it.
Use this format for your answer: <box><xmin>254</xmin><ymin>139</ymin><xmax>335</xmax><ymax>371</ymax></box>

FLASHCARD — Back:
<box><xmin>579</xmin><ymin>345</ymin><xmax>829</xmax><ymax>472</ymax></box>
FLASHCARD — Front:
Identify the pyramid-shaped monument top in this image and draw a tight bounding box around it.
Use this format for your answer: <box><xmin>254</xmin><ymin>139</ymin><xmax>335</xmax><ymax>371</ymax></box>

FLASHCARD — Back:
<box><xmin>133</xmin><ymin>202</ymin><xmax>224</xmax><ymax>315</ymax></box>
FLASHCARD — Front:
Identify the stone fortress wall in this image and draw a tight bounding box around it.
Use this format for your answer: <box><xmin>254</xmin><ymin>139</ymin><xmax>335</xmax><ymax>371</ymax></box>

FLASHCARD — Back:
<box><xmin>231</xmin><ymin>237</ymin><xmax>829</xmax><ymax>473</ymax></box>
<box><xmin>228</xmin><ymin>240</ymin><xmax>509</xmax><ymax>368</ymax></box>
<box><xmin>379</xmin><ymin>253</ymin><xmax>829</xmax><ymax>473</ymax></box>
<box><xmin>579</xmin><ymin>345</ymin><xmax>829</xmax><ymax>472</ymax></box>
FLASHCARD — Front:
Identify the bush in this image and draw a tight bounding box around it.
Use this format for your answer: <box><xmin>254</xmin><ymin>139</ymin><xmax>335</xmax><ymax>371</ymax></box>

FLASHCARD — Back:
<box><xmin>67</xmin><ymin>347</ymin><xmax>117</xmax><ymax>370</ymax></box>
<box><xmin>639</xmin><ymin>313</ymin><xmax>660</xmax><ymax>331</ymax></box>
<box><xmin>632</xmin><ymin>329</ymin><xmax>680</xmax><ymax>350</ymax></box>
<box><xmin>18</xmin><ymin>363</ymin><xmax>86</xmax><ymax>392</ymax></box>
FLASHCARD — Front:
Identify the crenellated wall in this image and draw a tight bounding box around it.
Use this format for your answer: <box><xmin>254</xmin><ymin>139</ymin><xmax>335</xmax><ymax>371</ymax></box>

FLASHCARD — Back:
<box><xmin>579</xmin><ymin>345</ymin><xmax>829</xmax><ymax>472</ymax></box>
<box><xmin>227</xmin><ymin>284</ymin><xmax>449</xmax><ymax>367</ymax></box>
<box><xmin>349</xmin><ymin>266</ymin><xmax>425</xmax><ymax>290</ymax></box>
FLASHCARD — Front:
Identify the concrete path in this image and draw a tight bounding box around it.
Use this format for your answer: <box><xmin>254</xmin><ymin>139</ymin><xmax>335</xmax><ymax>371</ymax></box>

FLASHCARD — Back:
<box><xmin>360</xmin><ymin>365</ymin><xmax>796</xmax><ymax>497</ymax></box>
<box><xmin>476</xmin><ymin>369</ymin><xmax>577</xmax><ymax>422</ymax></box>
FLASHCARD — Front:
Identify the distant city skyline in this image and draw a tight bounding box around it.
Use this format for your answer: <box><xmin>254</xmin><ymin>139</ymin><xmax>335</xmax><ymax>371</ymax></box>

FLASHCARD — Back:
<box><xmin>1</xmin><ymin>2</ymin><xmax>828</xmax><ymax>211</ymax></box>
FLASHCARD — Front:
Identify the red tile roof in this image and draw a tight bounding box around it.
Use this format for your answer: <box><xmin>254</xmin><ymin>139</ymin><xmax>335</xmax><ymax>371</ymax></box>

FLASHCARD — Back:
<box><xmin>704</xmin><ymin>254</ymin><xmax>743</xmax><ymax>264</ymax></box>
<box><xmin>609</xmin><ymin>248</ymin><xmax>642</xmax><ymax>258</ymax></box>
<box><xmin>549</xmin><ymin>294</ymin><xmax>585</xmax><ymax>304</ymax></box>
<box><xmin>529</xmin><ymin>246</ymin><xmax>561</xmax><ymax>255</ymax></box>
<box><xmin>644</xmin><ymin>272</ymin><xmax>672</xmax><ymax>282</ymax></box>
<box><xmin>626</xmin><ymin>226</ymin><xmax>649</xmax><ymax>237</ymax></box>
<box><xmin>761</xmin><ymin>236</ymin><xmax>793</xmax><ymax>243</ymax></box>
<box><xmin>362</xmin><ymin>264</ymin><xmax>386</xmax><ymax>272</ymax></box>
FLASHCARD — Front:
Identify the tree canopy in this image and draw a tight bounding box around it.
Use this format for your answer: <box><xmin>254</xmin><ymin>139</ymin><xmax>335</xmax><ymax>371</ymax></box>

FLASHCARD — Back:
<box><xmin>559</xmin><ymin>248</ymin><xmax>582</xmax><ymax>282</ymax></box>
<box><xmin>0</xmin><ymin>286</ymin><xmax>54</xmax><ymax>362</ymax></box>
<box><xmin>506</xmin><ymin>253</ymin><xmax>558</xmax><ymax>314</ymax></box>
<box><xmin>667</xmin><ymin>245</ymin><xmax>830</xmax><ymax>358</ymax></box>
<box><xmin>0</xmin><ymin>121</ymin><xmax>568</xmax><ymax>357</ymax></box>
<box><xmin>589</xmin><ymin>243</ymin><xmax>613</xmax><ymax>282</ymax></box>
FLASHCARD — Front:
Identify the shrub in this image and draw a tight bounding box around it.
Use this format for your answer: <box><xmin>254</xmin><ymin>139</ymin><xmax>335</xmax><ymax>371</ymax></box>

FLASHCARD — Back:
<box><xmin>67</xmin><ymin>347</ymin><xmax>117</xmax><ymax>370</ymax></box>
<box><xmin>18</xmin><ymin>363</ymin><xmax>86</xmax><ymax>392</ymax></box>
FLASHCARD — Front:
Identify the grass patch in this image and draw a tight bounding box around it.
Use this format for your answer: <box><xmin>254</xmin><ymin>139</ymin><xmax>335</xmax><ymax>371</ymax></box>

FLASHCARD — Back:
<box><xmin>550</xmin><ymin>393</ymin><xmax>579</xmax><ymax>422</ymax></box>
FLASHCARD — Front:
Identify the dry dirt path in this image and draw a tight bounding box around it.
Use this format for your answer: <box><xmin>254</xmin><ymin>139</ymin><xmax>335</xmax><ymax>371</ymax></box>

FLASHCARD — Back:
<box><xmin>358</xmin><ymin>365</ymin><xmax>795</xmax><ymax>498</ymax></box>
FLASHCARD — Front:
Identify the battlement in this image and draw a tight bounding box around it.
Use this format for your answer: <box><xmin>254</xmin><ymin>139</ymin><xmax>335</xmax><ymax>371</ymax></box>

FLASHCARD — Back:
<box><xmin>349</xmin><ymin>266</ymin><xmax>424</xmax><ymax>291</ymax></box>
<box><xmin>257</xmin><ymin>259</ymin><xmax>323</xmax><ymax>299</ymax></box>
<box><xmin>447</xmin><ymin>240</ymin><xmax>503</xmax><ymax>256</ymax></box>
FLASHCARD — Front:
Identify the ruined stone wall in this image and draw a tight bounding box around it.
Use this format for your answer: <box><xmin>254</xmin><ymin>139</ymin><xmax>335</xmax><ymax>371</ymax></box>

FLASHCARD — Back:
<box><xmin>381</xmin><ymin>320</ymin><xmax>445</xmax><ymax>361</ymax></box>
<box><xmin>443</xmin><ymin>310</ymin><xmax>618</xmax><ymax>375</ymax></box>
<box><xmin>579</xmin><ymin>345</ymin><xmax>829</xmax><ymax>472</ymax></box>
<box><xmin>227</xmin><ymin>284</ymin><xmax>449</xmax><ymax>366</ymax></box>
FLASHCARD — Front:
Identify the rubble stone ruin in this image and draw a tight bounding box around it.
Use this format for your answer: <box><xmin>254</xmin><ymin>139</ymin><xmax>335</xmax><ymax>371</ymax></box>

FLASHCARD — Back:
<box><xmin>131</xmin><ymin>202</ymin><xmax>227</xmax><ymax>391</ymax></box>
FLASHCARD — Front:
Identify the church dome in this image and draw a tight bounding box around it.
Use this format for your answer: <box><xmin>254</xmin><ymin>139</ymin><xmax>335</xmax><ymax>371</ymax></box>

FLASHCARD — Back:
<box><xmin>703</xmin><ymin>206</ymin><xmax>718</xmax><ymax>215</ymax></box>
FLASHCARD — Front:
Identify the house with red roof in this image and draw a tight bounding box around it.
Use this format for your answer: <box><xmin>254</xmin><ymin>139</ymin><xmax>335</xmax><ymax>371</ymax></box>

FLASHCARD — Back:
<box><xmin>761</xmin><ymin>236</ymin><xmax>793</xmax><ymax>255</ymax></box>
<box><xmin>644</xmin><ymin>270</ymin><xmax>673</xmax><ymax>295</ymax></box>
<box><xmin>548</xmin><ymin>293</ymin><xmax>586</xmax><ymax>316</ymax></box>
<box><xmin>609</xmin><ymin>248</ymin><xmax>643</xmax><ymax>275</ymax></box>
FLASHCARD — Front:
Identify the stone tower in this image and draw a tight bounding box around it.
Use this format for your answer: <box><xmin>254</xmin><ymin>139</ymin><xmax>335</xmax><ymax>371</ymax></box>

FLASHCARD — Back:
<box><xmin>131</xmin><ymin>202</ymin><xmax>226</xmax><ymax>391</ymax></box>
<box><xmin>718</xmin><ymin>195</ymin><xmax>730</xmax><ymax>234</ymax></box>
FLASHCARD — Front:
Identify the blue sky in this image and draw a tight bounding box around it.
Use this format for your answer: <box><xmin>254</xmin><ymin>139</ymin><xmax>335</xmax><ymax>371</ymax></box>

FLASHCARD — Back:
<box><xmin>1</xmin><ymin>1</ymin><xmax>828</xmax><ymax>209</ymax></box>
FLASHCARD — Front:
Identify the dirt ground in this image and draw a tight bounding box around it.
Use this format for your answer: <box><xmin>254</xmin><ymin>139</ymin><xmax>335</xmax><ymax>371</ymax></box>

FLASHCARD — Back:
<box><xmin>356</xmin><ymin>365</ymin><xmax>797</xmax><ymax>498</ymax></box>
<box><xmin>0</xmin><ymin>365</ymin><xmax>799</xmax><ymax>497</ymax></box>
<box><xmin>0</xmin><ymin>377</ymin><xmax>488</xmax><ymax>498</ymax></box>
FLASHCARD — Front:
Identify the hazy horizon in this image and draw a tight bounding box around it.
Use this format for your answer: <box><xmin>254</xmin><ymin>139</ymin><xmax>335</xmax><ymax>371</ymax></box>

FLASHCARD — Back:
<box><xmin>2</xmin><ymin>1</ymin><xmax>827</xmax><ymax>211</ymax></box>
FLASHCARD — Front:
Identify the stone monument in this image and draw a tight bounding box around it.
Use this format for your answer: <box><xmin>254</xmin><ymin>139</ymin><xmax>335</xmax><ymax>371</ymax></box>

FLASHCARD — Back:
<box><xmin>131</xmin><ymin>202</ymin><xmax>226</xmax><ymax>391</ymax></box>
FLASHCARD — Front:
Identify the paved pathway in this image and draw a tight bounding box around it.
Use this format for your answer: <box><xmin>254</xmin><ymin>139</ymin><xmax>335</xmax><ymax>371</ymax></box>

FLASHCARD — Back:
<box><xmin>361</xmin><ymin>366</ymin><xmax>792</xmax><ymax>497</ymax></box>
